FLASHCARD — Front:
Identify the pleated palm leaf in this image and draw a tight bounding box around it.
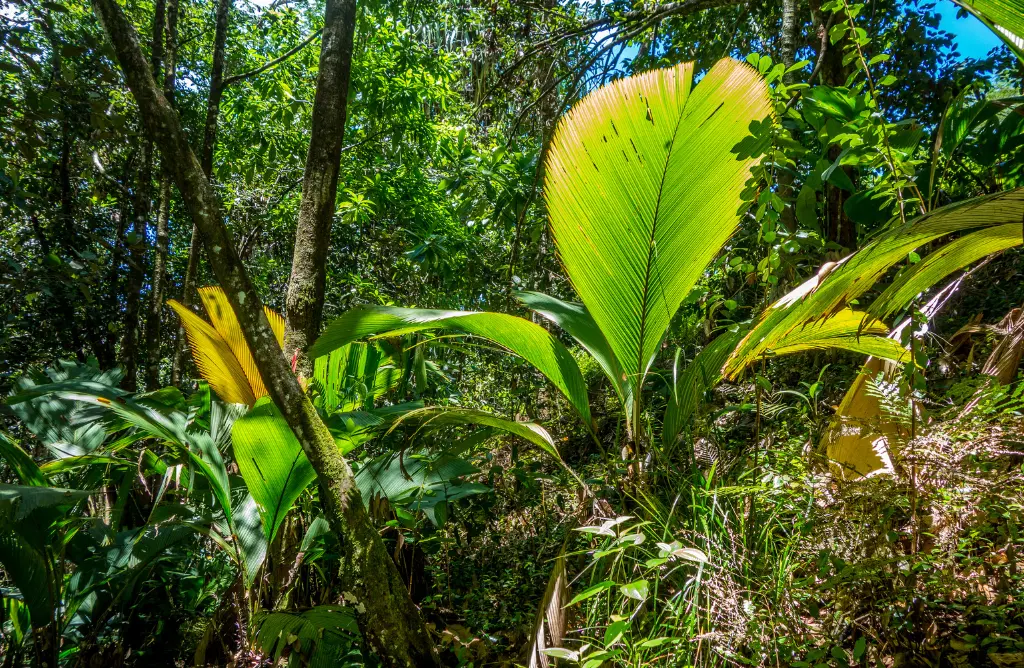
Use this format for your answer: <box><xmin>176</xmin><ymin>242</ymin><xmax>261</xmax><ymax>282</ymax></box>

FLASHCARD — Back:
<box><xmin>723</xmin><ymin>189</ymin><xmax>1024</xmax><ymax>380</ymax></box>
<box><xmin>169</xmin><ymin>287</ymin><xmax>286</xmax><ymax>406</ymax></box>
<box><xmin>722</xmin><ymin>189</ymin><xmax>1024</xmax><ymax>477</ymax></box>
<box><xmin>953</xmin><ymin>0</ymin><xmax>1024</xmax><ymax>60</ymax></box>
<box><xmin>310</xmin><ymin>58</ymin><xmax>776</xmax><ymax>439</ymax></box>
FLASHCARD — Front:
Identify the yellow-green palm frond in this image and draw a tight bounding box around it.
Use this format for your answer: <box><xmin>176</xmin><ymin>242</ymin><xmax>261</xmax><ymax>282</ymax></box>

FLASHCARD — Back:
<box><xmin>170</xmin><ymin>287</ymin><xmax>285</xmax><ymax>406</ymax></box>
<box><xmin>168</xmin><ymin>299</ymin><xmax>257</xmax><ymax>406</ymax></box>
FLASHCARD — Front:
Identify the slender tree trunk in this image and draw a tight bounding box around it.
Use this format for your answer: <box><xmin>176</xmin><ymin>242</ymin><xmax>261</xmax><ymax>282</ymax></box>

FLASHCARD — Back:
<box><xmin>777</xmin><ymin>0</ymin><xmax>799</xmax><ymax>232</ymax></box>
<box><xmin>42</xmin><ymin>26</ymin><xmax>87</xmax><ymax>361</ymax></box>
<box><xmin>97</xmin><ymin>175</ymin><xmax>132</xmax><ymax>370</ymax></box>
<box><xmin>89</xmin><ymin>1</ymin><xmax>440</xmax><ymax>663</ymax></box>
<box><xmin>283</xmin><ymin>0</ymin><xmax>357</xmax><ymax>375</ymax></box>
<box><xmin>171</xmin><ymin>0</ymin><xmax>231</xmax><ymax>386</ymax></box>
<box><xmin>121</xmin><ymin>142</ymin><xmax>151</xmax><ymax>391</ymax></box>
<box><xmin>122</xmin><ymin>0</ymin><xmax>164</xmax><ymax>390</ymax></box>
<box><xmin>145</xmin><ymin>0</ymin><xmax>178</xmax><ymax>389</ymax></box>
<box><xmin>57</xmin><ymin>120</ymin><xmax>88</xmax><ymax>361</ymax></box>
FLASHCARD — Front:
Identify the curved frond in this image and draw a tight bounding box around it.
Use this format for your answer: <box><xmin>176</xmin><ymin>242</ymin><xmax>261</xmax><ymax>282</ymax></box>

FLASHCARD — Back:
<box><xmin>767</xmin><ymin>309</ymin><xmax>907</xmax><ymax>361</ymax></box>
<box><xmin>311</xmin><ymin>307</ymin><xmax>592</xmax><ymax>428</ymax></box>
<box><xmin>516</xmin><ymin>291</ymin><xmax>631</xmax><ymax>411</ymax></box>
<box><xmin>867</xmin><ymin>223</ymin><xmax>1022</xmax><ymax>325</ymax></box>
<box><xmin>725</xmin><ymin>188</ymin><xmax>1024</xmax><ymax>378</ymax></box>
<box><xmin>391</xmin><ymin>406</ymin><xmax>560</xmax><ymax>462</ymax></box>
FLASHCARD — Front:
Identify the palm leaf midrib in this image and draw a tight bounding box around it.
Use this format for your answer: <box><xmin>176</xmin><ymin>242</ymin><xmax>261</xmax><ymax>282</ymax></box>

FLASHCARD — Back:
<box><xmin>633</xmin><ymin>100</ymin><xmax>689</xmax><ymax>384</ymax></box>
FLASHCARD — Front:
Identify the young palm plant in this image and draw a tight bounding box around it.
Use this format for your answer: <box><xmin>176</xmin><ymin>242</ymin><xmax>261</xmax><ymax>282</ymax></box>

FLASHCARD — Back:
<box><xmin>310</xmin><ymin>58</ymin><xmax>777</xmax><ymax>459</ymax></box>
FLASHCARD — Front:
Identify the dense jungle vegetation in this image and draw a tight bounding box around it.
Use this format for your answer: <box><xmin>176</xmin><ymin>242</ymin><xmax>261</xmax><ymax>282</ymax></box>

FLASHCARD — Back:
<box><xmin>2</xmin><ymin>0</ymin><xmax>1024</xmax><ymax>665</ymax></box>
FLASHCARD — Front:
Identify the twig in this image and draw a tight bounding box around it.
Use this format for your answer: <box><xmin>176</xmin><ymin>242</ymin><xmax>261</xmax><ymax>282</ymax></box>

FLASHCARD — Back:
<box><xmin>222</xmin><ymin>28</ymin><xmax>322</xmax><ymax>87</ymax></box>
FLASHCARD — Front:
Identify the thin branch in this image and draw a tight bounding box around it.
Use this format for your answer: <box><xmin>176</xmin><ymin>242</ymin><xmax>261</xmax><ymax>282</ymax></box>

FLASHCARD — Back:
<box><xmin>495</xmin><ymin>0</ymin><xmax>744</xmax><ymax>92</ymax></box>
<box><xmin>222</xmin><ymin>28</ymin><xmax>322</xmax><ymax>86</ymax></box>
<box><xmin>785</xmin><ymin>13</ymin><xmax>836</xmax><ymax>112</ymax></box>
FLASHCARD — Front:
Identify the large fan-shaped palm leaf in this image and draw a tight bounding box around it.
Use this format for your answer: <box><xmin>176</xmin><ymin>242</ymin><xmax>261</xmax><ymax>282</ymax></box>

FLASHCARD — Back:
<box><xmin>312</xmin><ymin>59</ymin><xmax>772</xmax><ymax>437</ymax></box>
<box><xmin>545</xmin><ymin>58</ymin><xmax>772</xmax><ymax>425</ymax></box>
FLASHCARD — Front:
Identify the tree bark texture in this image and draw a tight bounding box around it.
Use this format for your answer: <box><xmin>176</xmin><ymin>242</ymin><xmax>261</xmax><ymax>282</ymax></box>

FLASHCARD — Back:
<box><xmin>146</xmin><ymin>0</ymin><xmax>178</xmax><ymax>389</ymax></box>
<box><xmin>88</xmin><ymin>0</ymin><xmax>440</xmax><ymax>663</ymax></box>
<box><xmin>121</xmin><ymin>0</ymin><xmax>164</xmax><ymax>390</ymax></box>
<box><xmin>283</xmin><ymin>0</ymin><xmax>357</xmax><ymax>375</ymax></box>
<box><xmin>777</xmin><ymin>0</ymin><xmax>800</xmax><ymax>232</ymax></box>
<box><xmin>171</xmin><ymin>0</ymin><xmax>231</xmax><ymax>386</ymax></box>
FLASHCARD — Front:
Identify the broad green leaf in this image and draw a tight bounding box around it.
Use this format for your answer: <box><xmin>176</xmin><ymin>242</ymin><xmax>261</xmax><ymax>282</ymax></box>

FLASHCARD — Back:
<box><xmin>39</xmin><ymin>455</ymin><xmax>135</xmax><ymax>476</ymax></box>
<box><xmin>725</xmin><ymin>188</ymin><xmax>1024</xmax><ymax>378</ymax></box>
<box><xmin>234</xmin><ymin>494</ymin><xmax>269</xmax><ymax>586</ymax></box>
<box><xmin>545</xmin><ymin>58</ymin><xmax>772</xmax><ymax>420</ymax></box>
<box><xmin>568</xmin><ymin>580</ymin><xmax>616</xmax><ymax>606</ymax></box>
<box><xmin>312</xmin><ymin>342</ymin><xmax>396</xmax><ymax>413</ymax></box>
<box><xmin>7</xmin><ymin>363</ymin><xmax>115</xmax><ymax>458</ymax></box>
<box><xmin>618</xmin><ymin>579</ymin><xmax>650</xmax><ymax>601</ymax></box>
<box><xmin>310</xmin><ymin>306</ymin><xmax>592</xmax><ymax>427</ymax></box>
<box><xmin>231</xmin><ymin>398</ymin><xmax>316</xmax><ymax>543</ymax></box>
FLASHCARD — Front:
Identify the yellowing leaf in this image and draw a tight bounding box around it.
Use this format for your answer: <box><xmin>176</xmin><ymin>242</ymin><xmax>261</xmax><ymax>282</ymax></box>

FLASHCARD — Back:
<box><xmin>169</xmin><ymin>287</ymin><xmax>287</xmax><ymax>406</ymax></box>
<box><xmin>198</xmin><ymin>287</ymin><xmax>283</xmax><ymax>400</ymax></box>
<box><xmin>168</xmin><ymin>300</ymin><xmax>256</xmax><ymax>406</ymax></box>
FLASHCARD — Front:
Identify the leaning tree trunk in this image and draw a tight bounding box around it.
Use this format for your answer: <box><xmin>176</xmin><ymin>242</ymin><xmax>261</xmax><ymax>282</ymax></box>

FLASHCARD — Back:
<box><xmin>145</xmin><ymin>0</ymin><xmax>178</xmax><ymax>389</ymax></box>
<box><xmin>88</xmin><ymin>0</ymin><xmax>440</xmax><ymax>664</ymax></box>
<box><xmin>171</xmin><ymin>0</ymin><xmax>231</xmax><ymax>386</ymax></box>
<box><xmin>283</xmin><ymin>0</ymin><xmax>357</xmax><ymax>376</ymax></box>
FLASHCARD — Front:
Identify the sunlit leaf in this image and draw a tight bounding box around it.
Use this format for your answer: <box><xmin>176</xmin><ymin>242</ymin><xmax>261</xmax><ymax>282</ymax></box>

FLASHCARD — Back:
<box><xmin>545</xmin><ymin>58</ymin><xmax>773</xmax><ymax>422</ymax></box>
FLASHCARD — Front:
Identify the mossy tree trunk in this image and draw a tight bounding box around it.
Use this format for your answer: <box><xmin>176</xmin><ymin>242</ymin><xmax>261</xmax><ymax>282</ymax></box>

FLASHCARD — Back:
<box><xmin>170</xmin><ymin>0</ymin><xmax>231</xmax><ymax>386</ymax></box>
<box><xmin>88</xmin><ymin>0</ymin><xmax>440</xmax><ymax>663</ymax></box>
<box><xmin>283</xmin><ymin>0</ymin><xmax>357</xmax><ymax>375</ymax></box>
